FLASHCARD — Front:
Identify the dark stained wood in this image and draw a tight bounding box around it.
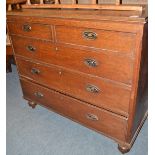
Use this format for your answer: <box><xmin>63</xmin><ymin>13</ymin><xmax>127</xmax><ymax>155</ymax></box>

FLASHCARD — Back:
<box><xmin>6</xmin><ymin>45</ymin><xmax>13</xmax><ymax>73</ymax></box>
<box><xmin>7</xmin><ymin>21</ymin><xmax>53</xmax><ymax>40</ymax></box>
<box><xmin>12</xmin><ymin>35</ymin><xmax>134</xmax><ymax>84</ymax></box>
<box><xmin>7</xmin><ymin>8</ymin><xmax>148</xmax><ymax>153</ymax></box>
<box><xmin>118</xmin><ymin>144</ymin><xmax>130</xmax><ymax>154</ymax></box>
<box><xmin>126</xmin><ymin>22</ymin><xmax>148</xmax><ymax>142</ymax></box>
<box><xmin>20</xmin><ymin>78</ymin><xmax>127</xmax><ymax>141</ymax></box>
<box><xmin>28</xmin><ymin>101</ymin><xmax>37</xmax><ymax>108</ymax></box>
<box><xmin>6</xmin><ymin>55</ymin><xmax>12</xmax><ymax>73</ymax></box>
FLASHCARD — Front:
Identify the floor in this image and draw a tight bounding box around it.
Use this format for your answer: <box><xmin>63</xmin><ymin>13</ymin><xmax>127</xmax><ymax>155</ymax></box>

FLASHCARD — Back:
<box><xmin>6</xmin><ymin>66</ymin><xmax>148</xmax><ymax>155</ymax></box>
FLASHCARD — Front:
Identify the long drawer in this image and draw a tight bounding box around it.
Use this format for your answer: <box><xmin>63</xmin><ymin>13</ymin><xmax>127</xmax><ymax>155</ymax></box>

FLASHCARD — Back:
<box><xmin>7</xmin><ymin>21</ymin><xmax>53</xmax><ymax>40</ymax></box>
<box><xmin>12</xmin><ymin>36</ymin><xmax>133</xmax><ymax>84</ymax></box>
<box><xmin>55</xmin><ymin>26</ymin><xmax>136</xmax><ymax>55</ymax></box>
<box><xmin>16</xmin><ymin>57</ymin><xmax>131</xmax><ymax>116</ymax></box>
<box><xmin>20</xmin><ymin>78</ymin><xmax>127</xmax><ymax>141</ymax></box>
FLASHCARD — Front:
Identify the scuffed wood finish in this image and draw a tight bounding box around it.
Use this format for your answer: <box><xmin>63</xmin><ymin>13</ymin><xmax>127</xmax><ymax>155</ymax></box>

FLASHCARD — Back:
<box><xmin>16</xmin><ymin>57</ymin><xmax>131</xmax><ymax>116</ymax></box>
<box><xmin>7</xmin><ymin>8</ymin><xmax>148</xmax><ymax>154</ymax></box>
<box><xmin>20</xmin><ymin>78</ymin><xmax>127</xmax><ymax>141</ymax></box>
<box><xmin>11</xmin><ymin>35</ymin><xmax>134</xmax><ymax>84</ymax></box>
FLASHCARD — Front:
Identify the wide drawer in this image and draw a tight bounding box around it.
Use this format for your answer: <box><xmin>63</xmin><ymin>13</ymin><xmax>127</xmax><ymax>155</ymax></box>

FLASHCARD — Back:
<box><xmin>55</xmin><ymin>26</ymin><xmax>136</xmax><ymax>55</ymax></box>
<box><xmin>12</xmin><ymin>36</ymin><xmax>133</xmax><ymax>84</ymax></box>
<box><xmin>16</xmin><ymin>57</ymin><xmax>131</xmax><ymax>116</ymax></box>
<box><xmin>20</xmin><ymin>78</ymin><xmax>127</xmax><ymax>141</ymax></box>
<box><xmin>7</xmin><ymin>21</ymin><xmax>52</xmax><ymax>40</ymax></box>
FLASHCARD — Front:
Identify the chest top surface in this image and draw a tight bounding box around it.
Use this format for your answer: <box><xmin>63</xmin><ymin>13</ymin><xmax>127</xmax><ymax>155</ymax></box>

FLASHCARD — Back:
<box><xmin>7</xmin><ymin>8</ymin><xmax>147</xmax><ymax>23</ymax></box>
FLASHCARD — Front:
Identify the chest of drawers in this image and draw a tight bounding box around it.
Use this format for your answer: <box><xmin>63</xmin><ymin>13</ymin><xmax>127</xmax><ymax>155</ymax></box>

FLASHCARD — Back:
<box><xmin>7</xmin><ymin>9</ymin><xmax>148</xmax><ymax>153</ymax></box>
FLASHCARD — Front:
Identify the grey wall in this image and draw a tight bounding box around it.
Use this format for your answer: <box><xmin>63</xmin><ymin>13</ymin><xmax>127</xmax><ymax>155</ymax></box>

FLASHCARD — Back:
<box><xmin>61</xmin><ymin>0</ymin><xmax>147</xmax><ymax>4</ymax></box>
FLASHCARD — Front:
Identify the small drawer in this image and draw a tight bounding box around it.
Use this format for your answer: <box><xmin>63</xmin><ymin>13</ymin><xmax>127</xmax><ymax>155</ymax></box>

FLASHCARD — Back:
<box><xmin>55</xmin><ymin>26</ymin><xmax>136</xmax><ymax>55</ymax></box>
<box><xmin>21</xmin><ymin>78</ymin><xmax>127</xmax><ymax>141</ymax></box>
<box><xmin>7</xmin><ymin>21</ymin><xmax>52</xmax><ymax>40</ymax></box>
<box><xmin>12</xmin><ymin>36</ymin><xmax>133</xmax><ymax>84</ymax></box>
<box><xmin>12</xmin><ymin>36</ymin><xmax>55</xmax><ymax>59</ymax></box>
<box><xmin>16</xmin><ymin>57</ymin><xmax>131</xmax><ymax>116</ymax></box>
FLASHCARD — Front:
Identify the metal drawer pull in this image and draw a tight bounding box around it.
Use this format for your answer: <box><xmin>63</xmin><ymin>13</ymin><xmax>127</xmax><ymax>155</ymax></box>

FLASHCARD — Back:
<box><xmin>83</xmin><ymin>31</ymin><xmax>97</xmax><ymax>40</ymax></box>
<box><xmin>26</xmin><ymin>45</ymin><xmax>36</xmax><ymax>52</ymax></box>
<box><xmin>86</xmin><ymin>84</ymin><xmax>100</xmax><ymax>93</ymax></box>
<box><xmin>84</xmin><ymin>58</ymin><xmax>98</xmax><ymax>67</ymax></box>
<box><xmin>23</xmin><ymin>24</ymin><xmax>31</xmax><ymax>32</ymax></box>
<box><xmin>86</xmin><ymin>113</ymin><xmax>98</xmax><ymax>121</ymax></box>
<box><xmin>34</xmin><ymin>92</ymin><xmax>44</xmax><ymax>98</ymax></box>
<box><xmin>31</xmin><ymin>68</ymin><xmax>40</xmax><ymax>74</ymax></box>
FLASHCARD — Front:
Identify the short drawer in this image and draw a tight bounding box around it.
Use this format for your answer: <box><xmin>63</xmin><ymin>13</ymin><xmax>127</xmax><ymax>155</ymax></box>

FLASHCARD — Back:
<box><xmin>16</xmin><ymin>57</ymin><xmax>131</xmax><ymax>116</ymax></box>
<box><xmin>20</xmin><ymin>78</ymin><xmax>127</xmax><ymax>141</ymax></box>
<box><xmin>55</xmin><ymin>26</ymin><xmax>136</xmax><ymax>55</ymax></box>
<box><xmin>7</xmin><ymin>21</ymin><xmax>52</xmax><ymax>40</ymax></box>
<box><xmin>12</xmin><ymin>36</ymin><xmax>133</xmax><ymax>84</ymax></box>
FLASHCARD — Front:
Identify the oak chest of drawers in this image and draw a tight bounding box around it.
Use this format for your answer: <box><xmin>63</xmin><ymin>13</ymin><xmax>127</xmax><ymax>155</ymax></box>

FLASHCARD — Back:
<box><xmin>7</xmin><ymin>8</ymin><xmax>148</xmax><ymax>153</ymax></box>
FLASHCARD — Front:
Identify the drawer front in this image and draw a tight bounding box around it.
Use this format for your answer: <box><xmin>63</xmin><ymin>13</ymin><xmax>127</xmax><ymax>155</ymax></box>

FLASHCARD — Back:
<box><xmin>21</xmin><ymin>78</ymin><xmax>127</xmax><ymax>141</ymax></box>
<box><xmin>12</xmin><ymin>36</ymin><xmax>55</xmax><ymax>59</ymax></box>
<box><xmin>16</xmin><ymin>57</ymin><xmax>131</xmax><ymax>116</ymax></box>
<box><xmin>12</xmin><ymin>36</ymin><xmax>133</xmax><ymax>84</ymax></box>
<box><xmin>7</xmin><ymin>21</ymin><xmax>52</xmax><ymax>40</ymax></box>
<box><xmin>55</xmin><ymin>26</ymin><xmax>136</xmax><ymax>55</ymax></box>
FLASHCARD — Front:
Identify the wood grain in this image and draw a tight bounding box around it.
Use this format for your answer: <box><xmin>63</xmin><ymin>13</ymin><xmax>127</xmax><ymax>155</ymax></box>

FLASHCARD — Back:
<box><xmin>55</xmin><ymin>25</ymin><xmax>136</xmax><ymax>54</ymax></box>
<box><xmin>7</xmin><ymin>21</ymin><xmax>53</xmax><ymax>40</ymax></box>
<box><xmin>7</xmin><ymin>10</ymin><xmax>146</xmax><ymax>24</ymax></box>
<box><xmin>16</xmin><ymin>57</ymin><xmax>131</xmax><ymax>116</ymax></box>
<box><xmin>20</xmin><ymin>78</ymin><xmax>127</xmax><ymax>141</ymax></box>
<box><xmin>7</xmin><ymin>9</ymin><xmax>148</xmax><ymax>153</ymax></box>
<box><xmin>12</xmin><ymin>35</ymin><xmax>134</xmax><ymax>84</ymax></box>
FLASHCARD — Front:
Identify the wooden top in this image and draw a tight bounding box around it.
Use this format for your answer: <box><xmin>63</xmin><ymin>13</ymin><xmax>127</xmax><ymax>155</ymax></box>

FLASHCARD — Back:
<box><xmin>7</xmin><ymin>7</ymin><xmax>147</xmax><ymax>23</ymax></box>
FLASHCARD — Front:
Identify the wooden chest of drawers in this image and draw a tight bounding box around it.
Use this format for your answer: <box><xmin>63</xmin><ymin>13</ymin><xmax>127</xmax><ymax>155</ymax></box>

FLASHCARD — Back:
<box><xmin>7</xmin><ymin>9</ymin><xmax>148</xmax><ymax>153</ymax></box>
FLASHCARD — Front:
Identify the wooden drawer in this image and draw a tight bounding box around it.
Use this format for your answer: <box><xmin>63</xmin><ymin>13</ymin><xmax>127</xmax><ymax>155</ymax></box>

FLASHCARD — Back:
<box><xmin>20</xmin><ymin>78</ymin><xmax>127</xmax><ymax>141</ymax></box>
<box><xmin>55</xmin><ymin>26</ymin><xmax>136</xmax><ymax>55</ymax></box>
<box><xmin>16</xmin><ymin>57</ymin><xmax>131</xmax><ymax>116</ymax></box>
<box><xmin>7</xmin><ymin>21</ymin><xmax>52</xmax><ymax>40</ymax></box>
<box><xmin>12</xmin><ymin>36</ymin><xmax>133</xmax><ymax>84</ymax></box>
<box><xmin>12</xmin><ymin>36</ymin><xmax>55</xmax><ymax>59</ymax></box>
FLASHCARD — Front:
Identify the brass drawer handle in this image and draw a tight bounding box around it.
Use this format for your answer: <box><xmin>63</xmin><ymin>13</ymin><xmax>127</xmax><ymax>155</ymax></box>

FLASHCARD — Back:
<box><xmin>86</xmin><ymin>113</ymin><xmax>98</xmax><ymax>121</ymax></box>
<box><xmin>23</xmin><ymin>24</ymin><xmax>31</xmax><ymax>32</ymax></box>
<box><xmin>26</xmin><ymin>45</ymin><xmax>36</xmax><ymax>52</ymax></box>
<box><xmin>83</xmin><ymin>31</ymin><xmax>97</xmax><ymax>40</ymax></box>
<box><xmin>34</xmin><ymin>92</ymin><xmax>44</xmax><ymax>98</ymax></box>
<box><xmin>31</xmin><ymin>68</ymin><xmax>40</xmax><ymax>74</ymax></box>
<box><xmin>84</xmin><ymin>58</ymin><xmax>98</xmax><ymax>67</ymax></box>
<box><xmin>86</xmin><ymin>84</ymin><xmax>100</xmax><ymax>93</ymax></box>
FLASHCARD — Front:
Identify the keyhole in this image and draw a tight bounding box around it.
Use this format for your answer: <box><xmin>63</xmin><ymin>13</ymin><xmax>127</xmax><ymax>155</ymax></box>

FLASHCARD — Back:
<box><xmin>55</xmin><ymin>47</ymin><xmax>58</xmax><ymax>51</ymax></box>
